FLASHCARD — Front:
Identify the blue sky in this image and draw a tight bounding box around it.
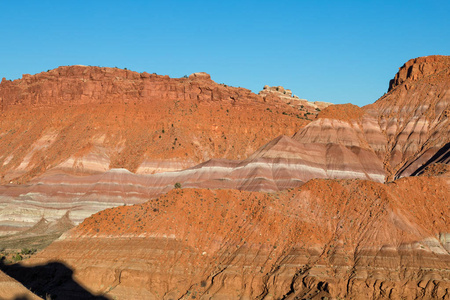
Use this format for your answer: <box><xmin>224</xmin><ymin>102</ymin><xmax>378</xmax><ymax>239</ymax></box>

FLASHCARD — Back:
<box><xmin>0</xmin><ymin>1</ymin><xmax>449</xmax><ymax>106</ymax></box>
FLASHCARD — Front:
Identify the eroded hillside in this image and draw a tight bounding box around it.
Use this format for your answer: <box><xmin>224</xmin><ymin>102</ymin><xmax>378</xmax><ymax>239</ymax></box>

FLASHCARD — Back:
<box><xmin>0</xmin><ymin>67</ymin><xmax>315</xmax><ymax>184</ymax></box>
<box><xmin>16</xmin><ymin>175</ymin><xmax>450</xmax><ymax>299</ymax></box>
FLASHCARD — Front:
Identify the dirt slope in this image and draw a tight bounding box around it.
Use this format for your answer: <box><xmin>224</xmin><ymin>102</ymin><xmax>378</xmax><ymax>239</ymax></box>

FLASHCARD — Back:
<box><xmin>0</xmin><ymin>269</ymin><xmax>42</xmax><ymax>300</ymax></box>
<box><xmin>16</xmin><ymin>176</ymin><xmax>450</xmax><ymax>299</ymax></box>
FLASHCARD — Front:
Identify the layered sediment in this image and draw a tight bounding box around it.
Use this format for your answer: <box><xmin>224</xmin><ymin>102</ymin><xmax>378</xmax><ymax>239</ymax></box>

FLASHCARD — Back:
<box><xmin>0</xmin><ymin>56</ymin><xmax>449</xmax><ymax>299</ymax></box>
<box><xmin>0</xmin><ymin>56</ymin><xmax>449</xmax><ymax>237</ymax></box>
<box><xmin>18</xmin><ymin>176</ymin><xmax>450</xmax><ymax>299</ymax></box>
<box><xmin>0</xmin><ymin>66</ymin><xmax>311</xmax><ymax>183</ymax></box>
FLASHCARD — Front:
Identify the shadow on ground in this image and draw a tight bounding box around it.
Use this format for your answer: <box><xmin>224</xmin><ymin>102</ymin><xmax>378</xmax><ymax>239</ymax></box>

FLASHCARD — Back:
<box><xmin>0</xmin><ymin>257</ymin><xmax>109</xmax><ymax>300</ymax></box>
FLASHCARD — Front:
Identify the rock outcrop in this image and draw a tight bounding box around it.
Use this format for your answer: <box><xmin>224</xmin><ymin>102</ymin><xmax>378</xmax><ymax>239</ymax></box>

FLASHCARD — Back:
<box><xmin>368</xmin><ymin>55</ymin><xmax>450</xmax><ymax>180</ymax></box>
<box><xmin>259</xmin><ymin>85</ymin><xmax>333</xmax><ymax>111</ymax></box>
<box><xmin>297</xmin><ymin>55</ymin><xmax>450</xmax><ymax>181</ymax></box>
<box><xmin>388</xmin><ymin>55</ymin><xmax>450</xmax><ymax>91</ymax></box>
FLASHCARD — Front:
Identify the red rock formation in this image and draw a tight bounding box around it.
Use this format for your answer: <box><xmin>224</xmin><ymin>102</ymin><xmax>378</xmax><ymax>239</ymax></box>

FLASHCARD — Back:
<box><xmin>1</xmin><ymin>56</ymin><xmax>448</xmax><ymax>237</ymax></box>
<box><xmin>20</xmin><ymin>176</ymin><xmax>450</xmax><ymax>299</ymax></box>
<box><xmin>0</xmin><ymin>132</ymin><xmax>385</xmax><ymax>236</ymax></box>
<box><xmin>0</xmin><ymin>66</ymin><xmax>308</xmax><ymax>183</ymax></box>
<box><xmin>369</xmin><ymin>55</ymin><xmax>450</xmax><ymax>179</ymax></box>
<box><xmin>388</xmin><ymin>55</ymin><xmax>450</xmax><ymax>91</ymax></box>
<box><xmin>0</xmin><ymin>56</ymin><xmax>449</xmax><ymax>299</ymax></box>
<box><xmin>294</xmin><ymin>55</ymin><xmax>450</xmax><ymax>181</ymax></box>
<box><xmin>258</xmin><ymin>85</ymin><xmax>333</xmax><ymax>111</ymax></box>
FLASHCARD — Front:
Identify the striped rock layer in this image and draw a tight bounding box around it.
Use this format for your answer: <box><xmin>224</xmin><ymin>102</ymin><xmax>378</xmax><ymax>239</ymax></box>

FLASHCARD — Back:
<box><xmin>0</xmin><ymin>56</ymin><xmax>449</xmax><ymax>235</ymax></box>
<box><xmin>16</xmin><ymin>176</ymin><xmax>450</xmax><ymax>299</ymax></box>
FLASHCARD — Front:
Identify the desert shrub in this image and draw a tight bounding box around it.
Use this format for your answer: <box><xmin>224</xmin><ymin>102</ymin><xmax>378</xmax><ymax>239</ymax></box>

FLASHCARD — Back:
<box><xmin>13</xmin><ymin>254</ymin><xmax>22</xmax><ymax>261</ymax></box>
<box><xmin>174</xmin><ymin>182</ymin><xmax>182</xmax><ymax>189</ymax></box>
<box><xmin>21</xmin><ymin>248</ymin><xmax>37</xmax><ymax>255</ymax></box>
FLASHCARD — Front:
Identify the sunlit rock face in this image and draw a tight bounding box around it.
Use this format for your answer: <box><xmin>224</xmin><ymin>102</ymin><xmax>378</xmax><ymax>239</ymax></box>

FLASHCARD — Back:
<box><xmin>23</xmin><ymin>176</ymin><xmax>450</xmax><ymax>299</ymax></box>
<box><xmin>0</xmin><ymin>56</ymin><xmax>449</xmax><ymax>299</ymax></box>
<box><xmin>0</xmin><ymin>56</ymin><xmax>449</xmax><ymax>236</ymax></box>
<box><xmin>258</xmin><ymin>85</ymin><xmax>333</xmax><ymax>110</ymax></box>
<box><xmin>295</xmin><ymin>55</ymin><xmax>450</xmax><ymax>181</ymax></box>
<box><xmin>369</xmin><ymin>55</ymin><xmax>450</xmax><ymax>179</ymax></box>
<box><xmin>0</xmin><ymin>65</ymin><xmax>311</xmax><ymax>183</ymax></box>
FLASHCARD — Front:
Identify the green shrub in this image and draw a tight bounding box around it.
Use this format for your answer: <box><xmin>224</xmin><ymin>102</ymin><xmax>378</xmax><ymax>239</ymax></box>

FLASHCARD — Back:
<box><xmin>174</xmin><ymin>182</ymin><xmax>182</xmax><ymax>189</ymax></box>
<box><xmin>13</xmin><ymin>254</ymin><xmax>22</xmax><ymax>261</ymax></box>
<box><xmin>21</xmin><ymin>248</ymin><xmax>36</xmax><ymax>255</ymax></box>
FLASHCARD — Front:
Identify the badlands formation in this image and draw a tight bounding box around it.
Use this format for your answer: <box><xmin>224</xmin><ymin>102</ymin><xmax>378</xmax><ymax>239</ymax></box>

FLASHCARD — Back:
<box><xmin>0</xmin><ymin>55</ymin><xmax>448</xmax><ymax>299</ymax></box>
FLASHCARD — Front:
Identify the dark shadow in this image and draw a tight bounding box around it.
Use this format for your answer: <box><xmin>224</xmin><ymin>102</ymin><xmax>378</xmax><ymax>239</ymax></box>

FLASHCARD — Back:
<box><xmin>410</xmin><ymin>142</ymin><xmax>450</xmax><ymax>176</ymax></box>
<box><xmin>13</xmin><ymin>295</ymin><xmax>35</xmax><ymax>300</ymax></box>
<box><xmin>0</xmin><ymin>257</ymin><xmax>109</xmax><ymax>300</ymax></box>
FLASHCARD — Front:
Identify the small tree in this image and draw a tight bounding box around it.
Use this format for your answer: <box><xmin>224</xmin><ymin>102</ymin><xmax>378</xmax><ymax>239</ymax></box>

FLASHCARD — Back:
<box><xmin>174</xmin><ymin>182</ymin><xmax>182</xmax><ymax>189</ymax></box>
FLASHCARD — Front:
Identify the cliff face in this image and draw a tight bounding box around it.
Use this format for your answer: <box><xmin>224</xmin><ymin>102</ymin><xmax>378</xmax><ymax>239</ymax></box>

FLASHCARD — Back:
<box><xmin>0</xmin><ymin>66</ymin><xmax>245</xmax><ymax>107</ymax></box>
<box><xmin>0</xmin><ymin>66</ymin><xmax>310</xmax><ymax>183</ymax></box>
<box><xmin>371</xmin><ymin>55</ymin><xmax>450</xmax><ymax>179</ymax></box>
<box><xmin>298</xmin><ymin>55</ymin><xmax>450</xmax><ymax>181</ymax></box>
<box><xmin>388</xmin><ymin>55</ymin><xmax>450</xmax><ymax>91</ymax></box>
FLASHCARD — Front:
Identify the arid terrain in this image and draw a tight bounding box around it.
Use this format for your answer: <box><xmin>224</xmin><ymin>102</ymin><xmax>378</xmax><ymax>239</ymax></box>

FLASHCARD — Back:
<box><xmin>0</xmin><ymin>55</ymin><xmax>449</xmax><ymax>299</ymax></box>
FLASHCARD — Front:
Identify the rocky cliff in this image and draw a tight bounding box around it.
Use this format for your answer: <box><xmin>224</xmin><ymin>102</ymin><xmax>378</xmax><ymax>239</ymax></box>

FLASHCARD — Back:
<box><xmin>302</xmin><ymin>55</ymin><xmax>450</xmax><ymax>181</ymax></box>
<box><xmin>0</xmin><ymin>66</ymin><xmax>311</xmax><ymax>183</ymax></box>
<box><xmin>388</xmin><ymin>55</ymin><xmax>450</xmax><ymax>91</ymax></box>
<box><xmin>370</xmin><ymin>56</ymin><xmax>450</xmax><ymax>180</ymax></box>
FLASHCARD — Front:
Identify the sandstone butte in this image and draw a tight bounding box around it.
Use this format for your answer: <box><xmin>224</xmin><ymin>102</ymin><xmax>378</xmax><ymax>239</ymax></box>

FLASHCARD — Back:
<box><xmin>0</xmin><ymin>55</ymin><xmax>448</xmax><ymax>299</ymax></box>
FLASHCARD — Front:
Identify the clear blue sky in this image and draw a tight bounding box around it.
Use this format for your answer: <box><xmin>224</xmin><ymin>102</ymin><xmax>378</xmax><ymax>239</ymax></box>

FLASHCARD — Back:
<box><xmin>1</xmin><ymin>1</ymin><xmax>449</xmax><ymax>106</ymax></box>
